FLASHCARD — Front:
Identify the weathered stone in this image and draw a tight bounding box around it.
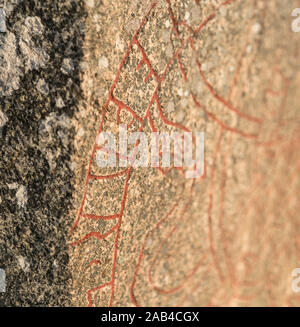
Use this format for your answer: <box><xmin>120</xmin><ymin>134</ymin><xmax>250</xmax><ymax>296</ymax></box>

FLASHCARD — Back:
<box><xmin>1</xmin><ymin>0</ymin><xmax>300</xmax><ymax>308</ymax></box>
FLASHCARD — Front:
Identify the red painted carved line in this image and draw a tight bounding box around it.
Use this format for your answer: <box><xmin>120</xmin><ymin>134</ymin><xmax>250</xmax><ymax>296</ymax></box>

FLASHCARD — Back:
<box><xmin>71</xmin><ymin>2</ymin><xmax>159</xmax><ymax>307</ymax></box>
<box><xmin>196</xmin><ymin>60</ymin><xmax>263</xmax><ymax>124</ymax></box>
<box><xmin>71</xmin><ymin>224</ymin><xmax>118</xmax><ymax>247</ymax></box>
<box><xmin>134</xmin><ymin>37</ymin><xmax>161</xmax><ymax>83</ymax></box>
<box><xmin>89</xmin><ymin>260</ymin><xmax>101</xmax><ymax>267</ymax></box>
<box><xmin>87</xmin><ymin>281</ymin><xmax>113</xmax><ymax>307</ymax></box>
<box><xmin>71</xmin><ymin>0</ymin><xmax>294</xmax><ymax>307</ymax></box>
<box><xmin>191</xmin><ymin>93</ymin><xmax>258</xmax><ymax>139</ymax></box>
<box><xmin>89</xmin><ymin>169</ymin><xmax>129</xmax><ymax>180</ymax></box>
<box><xmin>147</xmin><ymin>198</ymin><xmax>209</xmax><ymax>295</ymax></box>
<box><xmin>130</xmin><ymin>198</ymin><xmax>181</xmax><ymax>306</ymax></box>
<box><xmin>109</xmin><ymin>168</ymin><xmax>132</xmax><ymax>306</ymax></box>
<box><xmin>112</xmin><ymin>97</ymin><xmax>144</xmax><ymax>124</ymax></box>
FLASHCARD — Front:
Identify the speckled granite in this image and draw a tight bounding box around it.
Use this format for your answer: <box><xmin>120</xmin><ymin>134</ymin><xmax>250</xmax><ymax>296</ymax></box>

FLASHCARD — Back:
<box><xmin>70</xmin><ymin>0</ymin><xmax>300</xmax><ymax>307</ymax></box>
<box><xmin>1</xmin><ymin>0</ymin><xmax>300</xmax><ymax>307</ymax></box>
<box><xmin>0</xmin><ymin>0</ymin><xmax>86</xmax><ymax>306</ymax></box>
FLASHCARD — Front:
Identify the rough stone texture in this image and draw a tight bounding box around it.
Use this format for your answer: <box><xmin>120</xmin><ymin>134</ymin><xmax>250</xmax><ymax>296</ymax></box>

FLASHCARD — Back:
<box><xmin>1</xmin><ymin>0</ymin><xmax>300</xmax><ymax>307</ymax></box>
<box><xmin>70</xmin><ymin>0</ymin><xmax>300</xmax><ymax>307</ymax></box>
<box><xmin>0</xmin><ymin>0</ymin><xmax>85</xmax><ymax>306</ymax></box>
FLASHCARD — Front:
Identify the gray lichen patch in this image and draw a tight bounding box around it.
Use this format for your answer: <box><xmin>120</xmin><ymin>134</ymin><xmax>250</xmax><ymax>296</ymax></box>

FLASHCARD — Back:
<box><xmin>0</xmin><ymin>109</ymin><xmax>8</xmax><ymax>135</ymax></box>
<box><xmin>18</xmin><ymin>16</ymin><xmax>49</xmax><ymax>72</ymax></box>
<box><xmin>3</xmin><ymin>0</ymin><xmax>24</xmax><ymax>16</ymax></box>
<box><xmin>15</xmin><ymin>185</ymin><xmax>27</xmax><ymax>208</ymax></box>
<box><xmin>36</xmin><ymin>78</ymin><xmax>49</xmax><ymax>95</ymax></box>
<box><xmin>0</xmin><ymin>8</ymin><xmax>6</xmax><ymax>32</ymax></box>
<box><xmin>17</xmin><ymin>255</ymin><xmax>30</xmax><ymax>273</ymax></box>
<box><xmin>56</xmin><ymin>96</ymin><xmax>65</xmax><ymax>108</ymax></box>
<box><xmin>38</xmin><ymin>112</ymin><xmax>72</xmax><ymax>171</ymax></box>
<box><xmin>0</xmin><ymin>14</ymin><xmax>49</xmax><ymax>96</ymax></box>
<box><xmin>61</xmin><ymin>58</ymin><xmax>74</xmax><ymax>75</ymax></box>
<box><xmin>5</xmin><ymin>183</ymin><xmax>28</xmax><ymax>208</ymax></box>
<box><xmin>0</xmin><ymin>268</ymin><xmax>5</xmax><ymax>292</ymax></box>
<box><xmin>0</xmin><ymin>32</ymin><xmax>22</xmax><ymax>96</ymax></box>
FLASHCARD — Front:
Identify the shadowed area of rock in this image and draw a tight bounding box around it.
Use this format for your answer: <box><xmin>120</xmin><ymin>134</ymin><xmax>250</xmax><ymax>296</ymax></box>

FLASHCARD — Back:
<box><xmin>0</xmin><ymin>0</ymin><xmax>86</xmax><ymax>306</ymax></box>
